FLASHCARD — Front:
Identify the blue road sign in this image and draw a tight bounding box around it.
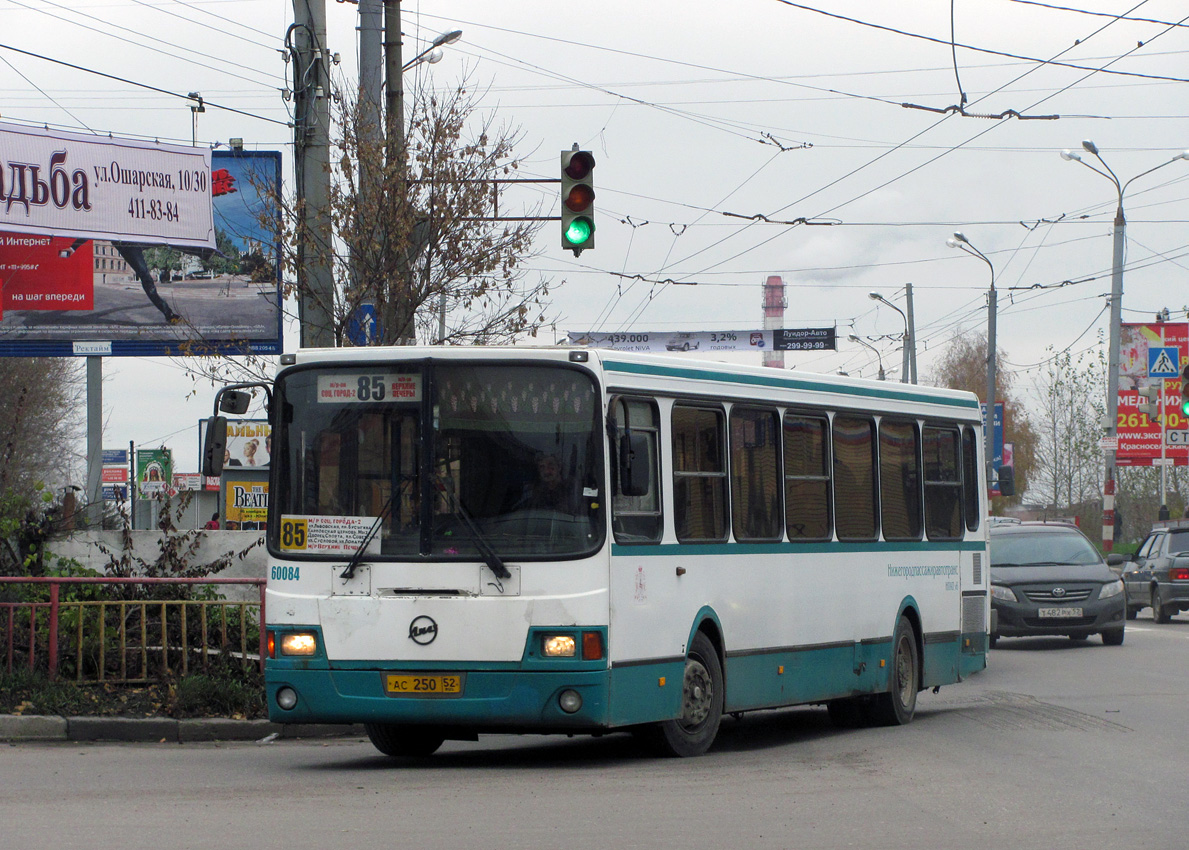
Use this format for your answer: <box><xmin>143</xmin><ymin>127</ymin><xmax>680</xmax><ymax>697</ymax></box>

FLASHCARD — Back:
<box><xmin>1148</xmin><ymin>346</ymin><xmax>1180</xmax><ymax>378</ymax></box>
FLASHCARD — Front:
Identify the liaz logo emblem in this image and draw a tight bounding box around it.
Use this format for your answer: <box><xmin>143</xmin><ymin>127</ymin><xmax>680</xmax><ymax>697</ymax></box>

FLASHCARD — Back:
<box><xmin>408</xmin><ymin>616</ymin><xmax>438</xmax><ymax>645</ymax></box>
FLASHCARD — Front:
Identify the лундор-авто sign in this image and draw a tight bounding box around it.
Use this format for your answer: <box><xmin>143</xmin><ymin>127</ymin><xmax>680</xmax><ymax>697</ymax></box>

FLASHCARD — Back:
<box><xmin>0</xmin><ymin>122</ymin><xmax>214</xmax><ymax>248</ymax></box>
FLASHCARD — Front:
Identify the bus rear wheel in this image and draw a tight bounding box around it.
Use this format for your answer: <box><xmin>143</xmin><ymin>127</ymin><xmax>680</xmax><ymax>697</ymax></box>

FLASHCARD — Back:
<box><xmin>865</xmin><ymin>615</ymin><xmax>919</xmax><ymax>727</ymax></box>
<box><xmin>646</xmin><ymin>632</ymin><xmax>723</xmax><ymax>757</ymax></box>
<box><xmin>364</xmin><ymin>723</ymin><xmax>445</xmax><ymax>757</ymax></box>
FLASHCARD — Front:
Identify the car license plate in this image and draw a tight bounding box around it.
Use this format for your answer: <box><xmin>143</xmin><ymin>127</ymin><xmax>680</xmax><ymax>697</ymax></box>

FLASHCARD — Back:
<box><xmin>384</xmin><ymin>673</ymin><xmax>464</xmax><ymax>697</ymax></box>
<box><xmin>1037</xmin><ymin>607</ymin><xmax>1083</xmax><ymax>618</ymax></box>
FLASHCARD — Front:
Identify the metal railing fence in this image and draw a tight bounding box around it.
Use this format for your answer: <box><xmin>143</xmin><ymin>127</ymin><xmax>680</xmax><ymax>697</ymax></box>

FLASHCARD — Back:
<box><xmin>0</xmin><ymin>577</ymin><xmax>266</xmax><ymax>683</ymax></box>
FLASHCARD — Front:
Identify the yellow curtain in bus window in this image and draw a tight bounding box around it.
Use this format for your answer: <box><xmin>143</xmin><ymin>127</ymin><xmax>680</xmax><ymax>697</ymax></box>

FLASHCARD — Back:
<box><xmin>225</xmin><ymin>480</ymin><xmax>268</xmax><ymax>530</ymax></box>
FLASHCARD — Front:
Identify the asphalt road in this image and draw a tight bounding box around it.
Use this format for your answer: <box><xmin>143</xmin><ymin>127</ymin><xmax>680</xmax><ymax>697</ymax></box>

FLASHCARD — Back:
<box><xmin>4</xmin><ymin>616</ymin><xmax>1188</xmax><ymax>850</ymax></box>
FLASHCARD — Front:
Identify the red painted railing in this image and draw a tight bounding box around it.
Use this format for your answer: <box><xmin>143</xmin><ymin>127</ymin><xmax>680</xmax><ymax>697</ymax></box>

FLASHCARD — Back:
<box><xmin>0</xmin><ymin>577</ymin><xmax>266</xmax><ymax>682</ymax></box>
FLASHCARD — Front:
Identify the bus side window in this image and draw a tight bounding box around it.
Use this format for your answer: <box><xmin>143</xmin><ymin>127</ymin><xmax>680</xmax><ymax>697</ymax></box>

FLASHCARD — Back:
<box><xmin>879</xmin><ymin>419</ymin><xmax>922</xmax><ymax>541</ymax></box>
<box><xmin>784</xmin><ymin>413</ymin><xmax>831</xmax><ymax>540</ymax></box>
<box><xmin>611</xmin><ymin>398</ymin><xmax>662</xmax><ymax>543</ymax></box>
<box><xmin>730</xmin><ymin>407</ymin><xmax>782</xmax><ymax>542</ymax></box>
<box><xmin>673</xmin><ymin>404</ymin><xmax>728</xmax><ymax>543</ymax></box>
<box><xmin>961</xmin><ymin>426</ymin><xmax>981</xmax><ymax>532</ymax></box>
<box><xmin>833</xmin><ymin>415</ymin><xmax>877</xmax><ymax>541</ymax></box>
<box><xmin>923</xmin><ymin>425</ymin><xmax>962</xmax><ymax>539</ymax></box>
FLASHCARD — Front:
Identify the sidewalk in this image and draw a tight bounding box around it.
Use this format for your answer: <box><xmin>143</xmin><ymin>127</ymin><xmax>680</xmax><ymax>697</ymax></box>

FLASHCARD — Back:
<box><xmin>0</xmin><ymin>714</ymin><xmax>365</xmax><ymax>743</ymax></box>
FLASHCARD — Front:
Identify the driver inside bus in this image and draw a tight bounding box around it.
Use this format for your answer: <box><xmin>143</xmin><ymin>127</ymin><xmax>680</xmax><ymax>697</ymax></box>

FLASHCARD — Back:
<box><xmin>518</xmin><ymin>452</ymin><xmax>578</xmax><ymax>514</ymax></box>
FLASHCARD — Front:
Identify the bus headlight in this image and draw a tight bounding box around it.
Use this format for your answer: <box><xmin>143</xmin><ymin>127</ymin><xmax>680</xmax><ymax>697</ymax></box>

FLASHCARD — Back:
<box><xmin>276</xmin><ymin>687</ymin><xmax>299</xmax><ymax>710</ymax></box>
<box><xmin>543</xmin><ymin>635</ymin><xmax>576</xmax><ymax>657</ymax></box>
<box><xmin>280</xmin><ymin>632</ymin><xmax>318</xmax><ymax>656</ymax></box>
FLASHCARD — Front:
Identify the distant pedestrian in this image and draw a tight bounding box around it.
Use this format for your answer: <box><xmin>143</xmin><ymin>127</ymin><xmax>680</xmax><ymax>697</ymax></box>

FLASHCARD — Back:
<box><xmin>204</xmin><ymin>512</ymin><xmax>220</xmax><ymax>530</ymax></box>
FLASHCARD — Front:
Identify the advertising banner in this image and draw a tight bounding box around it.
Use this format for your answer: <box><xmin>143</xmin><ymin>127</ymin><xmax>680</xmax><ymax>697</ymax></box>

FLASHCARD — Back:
<box><xmin>225</xmin><ymin>480</ymin><xmax>268</xmax><ymax>529</ymax></box>
<box><xmin>0</xmin><ymin>122</ymin><xmax>214</xmax><ymax>248</ymax></box>
<box><xmin>0</xmin><ymin>149</ymin><xmax>282</xmax><ymax>356</ymax></box>
<box><xmin>217</xmin><ymin>418</ymin><xmax>271</xmax><ymax>469</ymax></box>
<box><xmin>136</xmin><ymin>448</ymin><xmax>172</xmax><ymax>496</ymax></box>
<box><xmin>1117</xmin><ymin>322</ymin><xmax>1188</xmax><ymax>467</ymax></box>
<box><xmin>566</xmin><ymin>328</ymin><xmax>837</xmax><ymax>353</ymax></box>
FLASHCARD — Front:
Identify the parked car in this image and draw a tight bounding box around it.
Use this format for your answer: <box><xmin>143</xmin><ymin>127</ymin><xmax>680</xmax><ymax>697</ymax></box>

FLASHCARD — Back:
<box><xmin>989</xmin><ymin>521</ymin><xmax>1126</xmax><ymax>646</ymax></box>
<box><xmin>1110</xmin><ymin>521</ymin><xmax>1189</xmax><ymax>623</ymax></box>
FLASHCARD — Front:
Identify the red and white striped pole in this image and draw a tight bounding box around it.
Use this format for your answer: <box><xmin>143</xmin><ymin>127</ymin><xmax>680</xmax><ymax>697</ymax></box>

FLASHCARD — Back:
<box><xmin>1102</xmin><ymin>477</ymin><xmax>1116</xmax><ymax>553</ymax></box>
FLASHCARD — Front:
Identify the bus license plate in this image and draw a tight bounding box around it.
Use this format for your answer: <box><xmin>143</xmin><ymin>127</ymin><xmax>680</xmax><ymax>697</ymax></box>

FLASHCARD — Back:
<box><xmin>384</xmin><ymin>673</ymin><xmax>464</xmax><ymax>697</ymax></box>
<box><xmin>1037</xmin><ymin>607</ymin><xmax>1083</xmax><ymax>618</ymax></box>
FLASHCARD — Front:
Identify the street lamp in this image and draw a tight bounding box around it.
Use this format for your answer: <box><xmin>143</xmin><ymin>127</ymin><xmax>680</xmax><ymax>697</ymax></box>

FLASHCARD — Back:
<box><xmin>187</xmin><ymin>92</ymin><xmax>204</xmax><ymax>146</ymax></box>
<box><xmin>403</xmin><ymin>29</ymin><xmax>463</xmax><ymax>71</ymax></box>
<box><xmin>947</xmin><ymin>232</ymin><xmax>997</xmax><ymax>500</ymax></box>
<box><xmin>868</xmin><ymin>290</ymin><xmax>914</xmax><ymax>384</ymax></box>
<box><xmin>1060</xmin><ymin>141</ymin><xmax>1189</xmax><ymax>550</ymax></box>
<box><xmin>848</xmin><ymin>334</ymin><xmax>885</xmax><ymax>381</ymax></box>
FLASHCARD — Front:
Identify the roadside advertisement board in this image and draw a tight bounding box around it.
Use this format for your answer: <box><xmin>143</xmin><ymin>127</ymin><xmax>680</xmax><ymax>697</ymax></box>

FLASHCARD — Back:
<box><xmin>566</xmin><ymin>328</ymin><xmax>837</xmax><ymax>353</ymax></box>
<box><xmin>0</xmin><ymin>121</ymin><xmax>214</xmax><ymax>248</ymax></box>
<box><xmin>136</xmin><ymin>448</ymin><xmax>172</xmax><ymax>496</ymax></box>
<box><xmin>216</xmin><ymin>418</ymin><xmax>271</xmax><ymax>469</ymax></box>
<box><xmin>225</xmin><ymin>480</ymin><xmax>268</xmax><ymax>529</ymax></box>
<box><xmin>1117</xmin><ymin>322</ymin><xmax>1188</xmax><ymax>467</ymax></box>
<box><xmin>0</xmin><ymin>148</ymin><xmax>282</xmax><ymax>356</ymax></box>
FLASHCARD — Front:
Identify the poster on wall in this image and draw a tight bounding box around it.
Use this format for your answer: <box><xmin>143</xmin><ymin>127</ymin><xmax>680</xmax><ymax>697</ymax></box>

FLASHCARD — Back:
<box><xmin>1117</xmin><ymin>322</ymin><xmax>1188</xmax><ymax>467</ymax></box>
<box><xmin>0</xmin><ymin>148</ymin><xmax>282</xmax><ymax>356</ymax></box>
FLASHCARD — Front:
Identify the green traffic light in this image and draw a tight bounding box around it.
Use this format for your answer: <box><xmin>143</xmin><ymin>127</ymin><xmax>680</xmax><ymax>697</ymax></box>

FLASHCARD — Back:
<box><xmin>564</xmin><ymin>216</ymin><xmax>593</xmax><ymax>246</ymax></box>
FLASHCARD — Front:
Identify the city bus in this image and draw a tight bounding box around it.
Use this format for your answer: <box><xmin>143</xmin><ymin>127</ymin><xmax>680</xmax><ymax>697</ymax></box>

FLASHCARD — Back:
<box><xmin>219</xmin><ymin>346</ymin><xmax>989</xmax><ymax>757</ymax></box>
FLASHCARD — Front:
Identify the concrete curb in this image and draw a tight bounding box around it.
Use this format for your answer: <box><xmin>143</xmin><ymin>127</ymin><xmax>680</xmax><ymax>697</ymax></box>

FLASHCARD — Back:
<box><xmin>0</xmin><ymin>715</ymin><xmax>365</xmax><ymax>743</ymax></box>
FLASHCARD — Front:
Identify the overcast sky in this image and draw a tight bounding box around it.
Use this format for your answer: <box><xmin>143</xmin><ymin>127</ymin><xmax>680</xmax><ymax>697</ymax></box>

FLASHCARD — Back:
<box><xmin>1</xmin><ymin>0</ymin><xmax>1186</xmax><ymax>473</ymax></box>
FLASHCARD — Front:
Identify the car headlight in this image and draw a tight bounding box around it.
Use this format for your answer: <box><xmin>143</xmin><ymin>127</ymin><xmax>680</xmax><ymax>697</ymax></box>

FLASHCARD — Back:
<box><xmin>1099</xmin><ymin>579</ymin><xmax>1124</xmax><ymax>600</ymax></box>
<box><xmin>990</xmin><ymin>584</ymin><xmax>1017</xmax><ymax>603</ymax></box>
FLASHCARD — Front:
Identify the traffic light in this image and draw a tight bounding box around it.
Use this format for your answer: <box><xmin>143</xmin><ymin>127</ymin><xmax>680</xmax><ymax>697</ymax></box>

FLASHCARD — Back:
<box><xmin>561</xmin><ymin>149</ymin><xmax>595</xmax><ymax>254</ymax></box>
<box><xmin>1137</xmin><ymin>384</ymin><xmax>1161</xmax><ymax>422</ymax></box>
<box><xmin>1181</xmin><ymin>363</ymin><xmax>1189</xmax><ymax>417</ymax></box>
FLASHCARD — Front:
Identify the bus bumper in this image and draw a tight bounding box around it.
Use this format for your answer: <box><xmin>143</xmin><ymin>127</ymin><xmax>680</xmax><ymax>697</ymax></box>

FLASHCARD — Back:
<box><xmin>266</xmin><ymin>666</ymin><xmax>612</xmax><ymax>732</ymax></box>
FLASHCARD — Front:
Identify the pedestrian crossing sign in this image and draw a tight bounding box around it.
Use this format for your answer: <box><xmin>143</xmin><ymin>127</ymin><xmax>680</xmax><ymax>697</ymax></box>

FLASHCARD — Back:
<box><xmin>1148</xmin><ymin>347</ymin><xmax>1180</xmax><ymax>378</ymax></box>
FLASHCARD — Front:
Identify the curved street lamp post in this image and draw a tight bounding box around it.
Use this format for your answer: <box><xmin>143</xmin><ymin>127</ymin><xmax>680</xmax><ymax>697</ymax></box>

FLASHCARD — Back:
<box><xmin>1061</xmin><ymin>142</ymin><xmax>1189</xmax><ymax>549</ymax></box>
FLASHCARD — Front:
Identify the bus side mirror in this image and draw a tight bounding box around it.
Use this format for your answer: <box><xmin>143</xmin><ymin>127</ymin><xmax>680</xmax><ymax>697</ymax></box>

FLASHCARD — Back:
<box><xmin>619</xmin><ymin>433</ymin><xmax>650</xmax><ymax>497</ymax></box>
<box><xmin>218</xmin><ymin>390</ymin><xmax>252</xmax><ymax>415</ymax></box>
<box><xmin>202</xmin><ymin>416</ymin><xmax>228</xmax><ymax>477</ymax></box>
<box><xmin>997</xmin><ymin>466</ymin><xmax>1015</xmax><ymax>498</ymax></box>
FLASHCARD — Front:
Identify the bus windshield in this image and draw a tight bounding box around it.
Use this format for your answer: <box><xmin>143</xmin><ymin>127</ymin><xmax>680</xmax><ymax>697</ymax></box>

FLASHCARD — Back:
<box><xmin>272</xmin><ymin>362</ymin><xmax>604</xmax><ymax>560</ymax></box>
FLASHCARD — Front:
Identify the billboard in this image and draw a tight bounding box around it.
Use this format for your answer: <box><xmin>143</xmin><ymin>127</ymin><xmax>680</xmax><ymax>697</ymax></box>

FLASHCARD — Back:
<box><xmin>220</xmin><ymin>419</ymin><xmax>271</xmax><ymax>469</ymax></box>
<box><xmin>1117</xmin><ymin>322</ymin><xmax>1188</xmax><ymax>467</ymax></box>
<box><xmin>136</xmin><ymin>448</ymin><xmax>172</xmax><ymax>497</ymax></box>
<box><xmin>566</xmin><ymin>328</ymin><xmax>837</xmax><ymax>353</ymax></box>
<box><xmin>225</xmin><ymin>480</ymin><xmax>268</xmax><ymax>529</ymax></box>
<box><xmin>0</xmin><ymin>149</ymin><xmax>282</xmax><ymax>356</ymax></box>
<box><xmin>0</xmin><ymin>122</ymin><xmax>214</xmax><ymax>248</ymax></box>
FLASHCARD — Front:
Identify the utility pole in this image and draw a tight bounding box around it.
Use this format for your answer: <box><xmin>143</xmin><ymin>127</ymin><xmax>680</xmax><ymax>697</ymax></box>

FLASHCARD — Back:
<box><xmin>905</xmin><ymin>282</ymin><xmax>918</xmax><ymax>384</ymax></box>
<box><xmin>291</xmin><ymin>0</ymin><xmax>335</xmax><ymax>348</ymax></box>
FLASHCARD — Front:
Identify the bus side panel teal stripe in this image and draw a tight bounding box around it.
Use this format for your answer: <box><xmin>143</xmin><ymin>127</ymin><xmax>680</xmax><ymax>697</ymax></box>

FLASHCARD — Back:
<box><xmin>608</xmin><ymin>661</ymin><xmax>685</xmax><ymax>726</ymax></box>
<box><xmin>613</xmin><ymin>540</ymin><xmax>987</xmax><ymax>557</ymax></box>
<box><xmin>724</xmin><ymin>643</ymin><xmax>880</xmax><ymax>711</ymax></box>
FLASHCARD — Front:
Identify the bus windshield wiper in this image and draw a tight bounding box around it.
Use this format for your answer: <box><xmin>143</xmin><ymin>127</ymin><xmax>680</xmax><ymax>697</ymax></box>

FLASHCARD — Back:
<box><xmin>340</xmin><ymin>492</ymin><xmax>396</xmax><ymax>581</ymax></box>
<box><xmin>435</xmin><ymin>475</ymin><xmax>511</xmax><ymax>580</ymax></box>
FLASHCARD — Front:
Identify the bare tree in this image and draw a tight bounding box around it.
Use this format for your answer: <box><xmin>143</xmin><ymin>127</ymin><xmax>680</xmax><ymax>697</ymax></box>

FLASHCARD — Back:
<box><xmin>931</xmin><ymin>331</ymin><xmax>1037</xmax><ymax>508</ymax></box>
<box><xmin>0</xmin><ymin>358</ymin><xmax>84</xmax><ymax>494</ymax></box>
<box><xmin>296</xmin><ymin>72</ymin><xmax>552</xmax><ymax>347</ymax></box>
<box><xmin>1028</xmin><ymin>345</ymin><xmax>1107</xmax><ymax>511</ymax></box>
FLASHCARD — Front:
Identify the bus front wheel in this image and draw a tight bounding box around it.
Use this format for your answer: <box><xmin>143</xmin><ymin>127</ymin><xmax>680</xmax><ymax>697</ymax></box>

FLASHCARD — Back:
<box><xmin>365</xmin><ymin>723</ymin><xmax>445</xmax><ymax>757</ymax></box>
<box><xmin>866</xmin><ymin>615</ymin><xmax>919</xmax><ymax>727</ymax></box>
<box><xmin>646</xmin><ymin>632</ymin><xmax>723</xmax><ymax>757</ymax></box>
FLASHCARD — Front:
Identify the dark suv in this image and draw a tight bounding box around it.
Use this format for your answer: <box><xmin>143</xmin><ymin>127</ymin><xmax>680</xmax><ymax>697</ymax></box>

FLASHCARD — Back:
<box><xmin>989</xmin><ymin>522</ymin><xmax>1126</xmax><ymax>646</ymax></box>
<box><xmin>1112</xmin><ymin>522</ymin><xmax>1189</xmax><ymax>623</ymax></box>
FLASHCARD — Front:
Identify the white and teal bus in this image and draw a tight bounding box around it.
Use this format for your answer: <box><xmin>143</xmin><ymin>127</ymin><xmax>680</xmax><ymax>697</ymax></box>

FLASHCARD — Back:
<box><xmin>240</xmin><ymin>346</ymin><xmax>988</xmax><ymax>757</ymax></box>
